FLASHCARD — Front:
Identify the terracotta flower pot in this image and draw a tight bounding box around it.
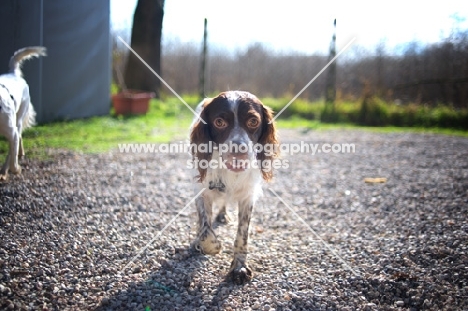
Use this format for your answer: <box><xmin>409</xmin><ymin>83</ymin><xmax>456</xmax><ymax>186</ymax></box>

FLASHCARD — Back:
<box><xmin>112</xmin><ymin>90</ymin><xmax>155</xmax><ymax>115</ymax></box>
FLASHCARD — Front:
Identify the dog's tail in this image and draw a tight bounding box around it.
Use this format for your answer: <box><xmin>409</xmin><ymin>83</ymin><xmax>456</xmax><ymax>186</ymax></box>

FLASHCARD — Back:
<box><xmin>9</xmin><ymin>46</ymin><xmax>47</xmax><ymax>77</ymax></box>
<box><xmin>22</xmin><ymin>102</ymin><xmax>37</xmax><ymax>129</ymax></box>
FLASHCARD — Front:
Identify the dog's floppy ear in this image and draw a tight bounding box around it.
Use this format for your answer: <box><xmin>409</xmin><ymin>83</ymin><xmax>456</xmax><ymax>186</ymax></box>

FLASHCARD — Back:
<box><xmin>257</xmin><ymin>103</ymin><xmax>279</xmax><ymax>182</ymax></box>
<box><xmin>190</xmin><ymin>98</ymin><xmax>213</xmax><ymax>182</ymax></box>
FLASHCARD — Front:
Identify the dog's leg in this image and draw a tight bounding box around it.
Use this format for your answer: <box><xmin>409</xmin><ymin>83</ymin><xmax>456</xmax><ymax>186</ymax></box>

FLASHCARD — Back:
<box><xmin>18</xmin><ymin>137</ymin><xmax>24</xmax><ymax>159</ymax></box>
<box><xmin>216</xmin><ymin>205</ymin><xmax>231</xmax><ymax>224</ymax></box>
<box><xmin>8</xmin><ymin>130</ymin><xmax>21</xmax><ymax>174</ymax></box>
<box><xmin>17</xmin><ymin>98</ymin><xmax>33</xmax><ymax>159</ymax></box>
<box><xmin>0</xmin><ymin>128</ymin><xmax>21</xmax><ymax>179</ymax></box>
<box><xmin>0</xmin><ymin>152</ymin><xmax>10</xmax><ymax>180</ymax></box>
<box><xmin>229</xmin><ymin>199</ymin><xmax>253</xmax><ymax>284</ymax></box>
<box><xmin>193</xmin><ymin>196</ymin><xmax>222</xmax><ymax>255</ymax></box>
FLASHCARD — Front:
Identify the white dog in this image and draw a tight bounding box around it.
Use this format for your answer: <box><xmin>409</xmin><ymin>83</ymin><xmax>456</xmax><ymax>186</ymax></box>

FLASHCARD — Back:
<box><xmin>0</xmin><ymin>46</ymin><xmax>46</xmax><ymax>180</ymax></box>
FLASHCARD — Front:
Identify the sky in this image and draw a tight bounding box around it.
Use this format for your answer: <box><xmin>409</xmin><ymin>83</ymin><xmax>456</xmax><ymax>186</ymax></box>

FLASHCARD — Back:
<box><xmin>111</xmin><ymin>0</ymin><xmax>468</xmax><ymax>55</ymax></box>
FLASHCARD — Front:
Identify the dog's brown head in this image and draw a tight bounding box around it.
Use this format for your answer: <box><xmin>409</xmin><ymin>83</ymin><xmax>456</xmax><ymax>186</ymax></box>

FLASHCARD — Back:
<box><xmin>190</xmin><ymin>91</ymin><xmax>279</xmax><ymax>182</ymax></box>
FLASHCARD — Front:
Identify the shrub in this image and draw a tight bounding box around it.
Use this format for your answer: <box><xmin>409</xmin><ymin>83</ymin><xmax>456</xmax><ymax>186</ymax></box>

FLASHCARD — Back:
<box><xmin>320</xmin><ymin>104</ymin><xmax>341</xmax><ymax>123</ymax></box>
<box><xmin>357</xmin><ymin>96</ymin><xmax>390</xmax><ymax>126</ymax></box>
<box><xmin>263</xmin><ymin>97</ymin><xmax>321</xmax><ymax>120</ymax></box>
<box><xmin>428</xmin><ymin>106</ymin><xmax>468</xmax><ymax>129</ymax></box>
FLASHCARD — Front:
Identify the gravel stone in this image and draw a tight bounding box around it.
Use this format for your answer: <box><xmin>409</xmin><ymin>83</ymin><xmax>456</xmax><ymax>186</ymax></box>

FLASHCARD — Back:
<box><xmin>0</xmin><ymin>129</ymin><xmax>467</xmax><ymax>310</ymax></box>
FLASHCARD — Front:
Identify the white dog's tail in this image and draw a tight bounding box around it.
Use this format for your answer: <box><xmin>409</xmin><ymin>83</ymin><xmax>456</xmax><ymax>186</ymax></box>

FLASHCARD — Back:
<box><xmin>9</xmin><ymin>46</ymin><xmax>47</xmax><ymax>77</ymax></box>
<box><xmin>22</xmin><ymin>102</ymin><xmax>37</xmax><ymax>129</ymax></box>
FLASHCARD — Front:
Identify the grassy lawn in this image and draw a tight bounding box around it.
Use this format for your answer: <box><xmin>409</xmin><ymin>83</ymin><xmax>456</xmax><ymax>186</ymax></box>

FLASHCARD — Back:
<box><xmin>275</xmin><ymin>116</ymin><xmax>468</xmax><ymax>137</ymax></box>
<box><xmin>1</xmin><ymin>96</ymin><xmax>467</xmax><ymax>159</ymax></box>
<box><xmin>0</xmin><ymin>98</ymin><xmax>196</xmax><ymax>158</ymax></box>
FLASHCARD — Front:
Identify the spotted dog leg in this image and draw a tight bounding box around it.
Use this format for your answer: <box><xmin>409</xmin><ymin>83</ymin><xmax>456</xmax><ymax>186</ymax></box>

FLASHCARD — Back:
<box><xmin>216</xmin><ymin>205</ymin><xmax>231</xmax><ymax>224</ymax></box>
<box><xmin>193</xmin><ymin>196</ymin><xmax>222</xmax><ymax>255</ymax></box>
<box><xmin>229</xmin><ymin>200</ymin><xmax>253</xmax><ymax>284</ymax></box>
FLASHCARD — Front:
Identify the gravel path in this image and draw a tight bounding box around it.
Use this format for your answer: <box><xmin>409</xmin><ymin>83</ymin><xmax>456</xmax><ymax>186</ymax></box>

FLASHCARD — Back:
<box><xmin>0</xmin><ymin>129</ymin><xmax>467</xmax><ymax>310</ymax></box>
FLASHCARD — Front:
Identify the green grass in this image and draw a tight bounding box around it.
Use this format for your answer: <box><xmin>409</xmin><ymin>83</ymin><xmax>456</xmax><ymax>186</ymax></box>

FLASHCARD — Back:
<box><xmin>0</xmin><ymin>98</ymin><xmax>195</xmax><ymax>159</ymax></box>
<box><xmin>351</xmin><ymin>125</ymin><xmax>468</xmax><ymax>137</ymax></box>
<box><xmin>1</xmin><ymin>95</ymin><xmax>467</xmax><ymax>160</ymax></box>
<box><xmin>276</xmin><ymin>117</ymin><xmax>468</xmax><ymax>137</ymax></box>
<box><xmin>275</xmin><ymin>116</ymin><xmax>321</xmax><ymax>129</ymax></box>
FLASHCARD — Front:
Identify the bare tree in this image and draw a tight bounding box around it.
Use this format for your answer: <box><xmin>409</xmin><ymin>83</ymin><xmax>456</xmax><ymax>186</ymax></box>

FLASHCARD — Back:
<box><xmin>148</xmin><ymin>21</ymin><xmax>468</xmax><ymax>106</ymax></box>
<box><xmin>124</xmin><ymin>0</ymin><xmax>164</xmax><ymax>97</ymax></box>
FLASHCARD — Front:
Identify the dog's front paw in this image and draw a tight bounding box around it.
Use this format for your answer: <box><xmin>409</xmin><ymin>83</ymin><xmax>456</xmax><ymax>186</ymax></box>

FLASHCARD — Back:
<box><xmin>0</xmin><ymin>173</ymin><xmax>8</xmax><ymax>181</ymax></box>
<box><xmin>216</xmin><ymin>211</ymin><xmax>231</xmax><ymax>224</ymax></box>
<box><xmin>10</xmin><ymin>165</ymin><xmax>21</xmax><ymax>175</ymax></box>
<box><xmin>193</xmin><ymin>227</ymin><xmax>222</xmax><ymax>255</ymax></box>
<box><xmin>229</xmin><ymin>259</ymin><xmax>253</xmax><ymax>284</ymax></box>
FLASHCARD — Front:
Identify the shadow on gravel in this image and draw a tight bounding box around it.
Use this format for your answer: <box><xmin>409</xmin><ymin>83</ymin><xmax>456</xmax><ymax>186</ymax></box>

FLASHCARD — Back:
<box><xmin>94</xmin><ymin>246</ymin><xmax>203</xmax><ymax>310</ymax></box>
<box><xmin>94</xmin><ymin>246</ymin><xmax>248</xmax><ymax>311</ymax></box>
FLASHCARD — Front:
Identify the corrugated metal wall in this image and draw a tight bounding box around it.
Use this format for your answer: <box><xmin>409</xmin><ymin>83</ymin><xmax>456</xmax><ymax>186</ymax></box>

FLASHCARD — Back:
<box><xmin>0</xmin><ymin>0</ymin><xmax>111</xmax><ymax>123</ymax></box>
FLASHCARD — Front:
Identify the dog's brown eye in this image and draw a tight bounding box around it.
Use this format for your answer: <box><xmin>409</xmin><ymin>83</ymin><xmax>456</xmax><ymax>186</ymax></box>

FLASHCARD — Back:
<box><xmin>247</xmin><ymin>117</ymin><xmax>260</xmax><ymax>128</ymax></box>
<box><xmin>214</xmin><ymin>118</ymin><xmax>227</xmax><ymax>128</ymax></box>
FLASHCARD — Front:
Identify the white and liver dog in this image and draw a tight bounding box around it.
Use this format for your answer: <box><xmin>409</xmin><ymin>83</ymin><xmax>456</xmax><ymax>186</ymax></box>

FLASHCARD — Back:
<box><xmin>0</xmin><ymin>46</ymin><xmax>46</xmax><ymax>180</ymax></box>
<box><xmin>190</xmin><ymin>91</ymin><xmax>279</xmax><ymax>284</ymax></box>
